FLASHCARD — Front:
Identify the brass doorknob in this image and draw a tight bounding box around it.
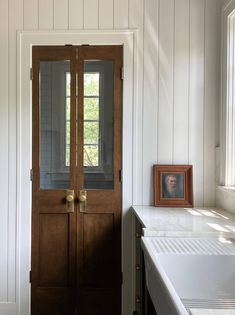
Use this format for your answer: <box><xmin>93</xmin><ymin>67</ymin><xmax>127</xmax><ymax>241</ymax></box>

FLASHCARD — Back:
<box><xmin>66</xmin><ymin>194</ymin><xmax>74</xmax><ymax>202</ymax></box>
<box><xmin>66</xmin><ymin>189</ymin><xmax>74</xmax><ymax>213</ymax></box>
<box><xmin>79</xmin><ymin>190</ymin><xmax>87</xmax><ymax>212</ymax></box>
<box><xmin>79</xmin><ymin>194</ymin><xmax>86</xmax><ymax>202</ymax></box>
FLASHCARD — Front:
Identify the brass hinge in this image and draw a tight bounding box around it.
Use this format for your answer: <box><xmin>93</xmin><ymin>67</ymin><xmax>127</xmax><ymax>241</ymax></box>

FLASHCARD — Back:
<box><xmin>30</xmin><ymin>169</ymin><xmax>33</xmax><ymax>181</ymax></box>
<box><xmin>119</xmin><ymin>170</ymin><xmax>122</xmax><ymax>182</ymax></box>
<box><xmin>30</xmin><ymin>68</ymin><xmax>33</xmax><ymax>80</ymax></box>
<box><xmin>120</xmin><ymin>67</ymin><xmax>124</xmax><ymax>80</ymax></box>
<box><xmin>29</xmin><ymin>270</ymin><xmax>32</xmax><ymax>283</ymax></box>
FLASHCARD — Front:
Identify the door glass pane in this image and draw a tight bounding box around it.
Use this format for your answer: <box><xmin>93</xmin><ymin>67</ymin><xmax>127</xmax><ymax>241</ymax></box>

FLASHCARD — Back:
<box><xmin>83</xmin><ymin>60</ymin><xmax>114</xmax><ymax>189</ymax></box>
<box><xmin>40</xmin><ymin>60</ymin><xmax>71</xmax><ymax>189</ymax></box>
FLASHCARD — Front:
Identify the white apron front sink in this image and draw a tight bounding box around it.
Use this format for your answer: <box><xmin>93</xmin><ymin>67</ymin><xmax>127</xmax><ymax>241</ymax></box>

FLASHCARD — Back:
<box><xmin>141</xmin><ymin>237</ymin><xmax>235</xmax><ymax>315</ymax></box>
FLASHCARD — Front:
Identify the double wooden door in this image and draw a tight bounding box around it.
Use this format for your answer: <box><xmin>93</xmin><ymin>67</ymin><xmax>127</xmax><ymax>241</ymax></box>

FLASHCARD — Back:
<box><xmin>31</xmin><ymin>45</ymin><xmax>122</xmax><ymax>315</ymax></box>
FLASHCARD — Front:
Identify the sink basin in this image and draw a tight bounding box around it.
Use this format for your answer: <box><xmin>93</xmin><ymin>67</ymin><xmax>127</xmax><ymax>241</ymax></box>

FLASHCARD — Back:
<box><xmin>141</xmin><ymin>237</ymin><xmax>235</xmax><ymax>315</ymax></box>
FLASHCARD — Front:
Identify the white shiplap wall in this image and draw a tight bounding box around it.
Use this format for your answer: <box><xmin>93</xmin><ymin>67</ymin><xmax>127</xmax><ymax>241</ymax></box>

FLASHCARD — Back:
<box><xmin>0</xmin><ymin>0</ymin><xmax>220</xmax><ymax>314</ymax></box>
<box><xmin>142</xmin><ymin>0</ymin><xmax>220</xmax><ymax>205</ymax></box>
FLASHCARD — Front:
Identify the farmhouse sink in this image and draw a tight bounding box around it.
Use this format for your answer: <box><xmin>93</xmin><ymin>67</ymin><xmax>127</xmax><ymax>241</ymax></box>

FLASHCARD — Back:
<box><xmin>141</xmin><ymin>237</ymin><xmax>235</xmax><ymax>315</ymax></box>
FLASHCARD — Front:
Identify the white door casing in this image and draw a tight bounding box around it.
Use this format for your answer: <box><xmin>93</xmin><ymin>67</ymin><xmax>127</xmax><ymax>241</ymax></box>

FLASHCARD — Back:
<box><xmin>17</xmin><ymin>30</ymin><xmax>139</xmax><ymax>315</ymax></box>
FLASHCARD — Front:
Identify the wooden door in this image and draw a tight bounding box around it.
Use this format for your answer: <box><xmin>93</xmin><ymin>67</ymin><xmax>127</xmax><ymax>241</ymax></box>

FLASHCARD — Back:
<box><xmin>31</xmin><ymin>45</ymin><xmax>122</xmax><ymax>315</ymax></box>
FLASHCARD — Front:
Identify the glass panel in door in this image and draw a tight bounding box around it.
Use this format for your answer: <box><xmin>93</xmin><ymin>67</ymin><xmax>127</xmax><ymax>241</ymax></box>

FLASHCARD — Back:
<box><xmin>83</xmin><ymin>60</ymin><xmax>115</xmax><ymax>190</ymax></box>
<box><xmin>39</xmin><ymin>60</ymin><xmax>71</xmax><ymax>189</ymax></box>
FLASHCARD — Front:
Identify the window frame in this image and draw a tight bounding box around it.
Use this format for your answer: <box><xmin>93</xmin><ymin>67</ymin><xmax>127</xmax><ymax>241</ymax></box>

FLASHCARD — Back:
<box><xmin>221</xmin><ymin>3</ymin><xmax>235</xmax><ymax>187</ymax></box>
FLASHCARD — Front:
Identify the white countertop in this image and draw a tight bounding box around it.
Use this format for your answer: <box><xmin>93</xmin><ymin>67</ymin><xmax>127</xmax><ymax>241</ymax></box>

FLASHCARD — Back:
<box><xmin>132</xmin><ymin>205</ymin><xmax>235</xmax><ymax>237</ymax></box>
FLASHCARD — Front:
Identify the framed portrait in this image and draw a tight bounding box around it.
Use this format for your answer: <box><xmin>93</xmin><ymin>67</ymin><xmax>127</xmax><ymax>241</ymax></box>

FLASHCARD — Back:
<box><xmin>153</xmin><ymin>164</ymin><xmax>193</xmax><ymax>207</ymax></box>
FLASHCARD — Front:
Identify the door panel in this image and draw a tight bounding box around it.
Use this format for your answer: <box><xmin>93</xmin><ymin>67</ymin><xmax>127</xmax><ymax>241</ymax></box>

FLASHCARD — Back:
<box><xmin>32</xmin><ymin>45</ymin><xmax>122</xmax><ymax>315</ymax></box>
<box><xmin>36</xmin><ymin>288</ymin><xmax>74</xmax><ymax>315</ymax></box>
<box><xmin>83</xmin><ymin>213</ymin><xmax>114</xmax><ymax>287</ymax></box>
<box><xmin>39</xmin><ymin>214</ymin><xmax>69</xmax><ymax>286</ymax></box>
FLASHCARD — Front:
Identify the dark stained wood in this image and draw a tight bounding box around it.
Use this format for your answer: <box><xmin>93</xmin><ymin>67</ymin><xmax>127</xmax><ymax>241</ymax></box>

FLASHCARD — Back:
<box><xmin>83</xmin><ymin>213</ymin><xmax>115</xmax><ymax>287</ymax></box>
<box><xmin>32</xmin><ymin>46</ymin><xmax>77</xmax><ymax>315</ymax></box>
<box><xmin>76</xmin><ymin>45</ymin><xmax>122</xmax><ymax>315</ymax></box>
<box><xmin>36</xmin><ymin>288</ymin><xmax>74</xmax><ymax>315</ymax></box>
<box><xmin>32</xmin><ymin>45</ymin><xmax>122</xmax><ymax>315</ymax></box>
<box><xmin>39</xmin><ymin>214</ymin><xmax>69</xmax><ymax>286</ymax></box>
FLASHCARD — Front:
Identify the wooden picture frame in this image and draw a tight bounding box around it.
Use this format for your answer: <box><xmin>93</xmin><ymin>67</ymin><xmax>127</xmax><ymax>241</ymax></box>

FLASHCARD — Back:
<box><xmin>153</xmin><ymin>164</ymin><xmax>193</xmax><ymax>207</ymax></box>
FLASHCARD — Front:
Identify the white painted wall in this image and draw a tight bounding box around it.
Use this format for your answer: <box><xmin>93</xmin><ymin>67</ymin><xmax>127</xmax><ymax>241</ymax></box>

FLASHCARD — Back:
<box><xmin>0</xmin><ymin>0</ymin><xmax>221</xmax><ymax>314</ymax></box>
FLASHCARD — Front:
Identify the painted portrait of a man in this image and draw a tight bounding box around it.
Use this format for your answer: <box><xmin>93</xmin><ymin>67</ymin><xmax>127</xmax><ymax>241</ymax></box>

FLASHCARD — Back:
<box><xmin>161</xmin><ymin>173</ymin><xmax>184</xmax><ymax>199</ymax></box>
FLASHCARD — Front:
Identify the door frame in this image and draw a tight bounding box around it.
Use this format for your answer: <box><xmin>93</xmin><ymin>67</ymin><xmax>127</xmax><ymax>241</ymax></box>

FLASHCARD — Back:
<box><xmin>17</xmin><ymin>30</ymin><xmax>139</xmax><ymax>315</ymax></box>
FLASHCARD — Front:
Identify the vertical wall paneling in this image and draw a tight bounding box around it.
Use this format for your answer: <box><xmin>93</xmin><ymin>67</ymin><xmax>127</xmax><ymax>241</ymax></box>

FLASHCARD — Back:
<box><xmin>203</xmin><ymin>0</ymin><xmax>219</xmax><ymax>205</ymax></box>
<box><xmin>189</xmin><ymin>0</ymin><xmax>205</xmax><ymax>206</ymax></box>
<box><xmin>0</xmin><ymin>0</ymin><xmax>9</xmax><ymax>302</ymax></box>
<box><xmin>173</xmin><ymin>0</ymin><xmax>190</xmax><ymax>163</ymax></box>
<box><xmin>99</xmin><ymin>0</ymin><xmax>114</xmax><ymax>29</ymax></box>
<box><xmin>129</xmin><ymin>0</ymin><xmax>144</xmax><ymax>205</ymax></box>
<box><xmin>219</xmin><ymin>3</ymin><xmax>228</xmax><ymax>186</ymax></box>
<box><xmin>23</xmin><ymin>0</ymin><xmax>38</xmax><ymax>30</ymax></box>
<box><xmin>54</xmin><ymin>0</ymin><xmax>68</xmax><ymax>30</ymax></box>
<box><xmin>84</xmin><ymin>0</ymin><xmax>98</xmax><ymax>29</ymax></box>
<box><xmin>9</xmin><ymin>0</ymin><xmax>23</xmax><ymax>304</ymax></box>
<box><xmin>68</xmin><ymin>0</ymin><xmax>83</xmax><ymax>29</ymax></box>
<box><xmin>39</xmin><ymin>0</ymin><xmax>53</xmax><ymax>29</ymax></box>
<box><xmin>158</xmin><ymin>0</ymin><xmax>174</xmax><ymax>163</ymax></box>
<box><xmin>114</xmin><ymin>0</ymin><xmax>129</xmax><ymax>29</ymax></box>
<box><xmin>142</xmin><ymin>0</ymin><xmax>159</xmax><ymax>205</ymax></box>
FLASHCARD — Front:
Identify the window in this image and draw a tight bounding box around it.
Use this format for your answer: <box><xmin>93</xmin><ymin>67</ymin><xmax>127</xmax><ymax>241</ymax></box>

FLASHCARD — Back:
<box><xmin>65</xmin><ymin>72</ymin><xmax>70</xmax><ymax>167</ymax></box>
<box><xmin>223</xmin><ymin>9</ymin><xmax>235</xmax><ymax>186</ymax></box>
<box><xmin>65</xmin><ymin>71</ymin><xmax>102</xmax><ymax>168</ymax></box>
<box><xmin>84</xmin><ymin>72</ymin><xmax>100</xmax><ymax>167</ymax></box>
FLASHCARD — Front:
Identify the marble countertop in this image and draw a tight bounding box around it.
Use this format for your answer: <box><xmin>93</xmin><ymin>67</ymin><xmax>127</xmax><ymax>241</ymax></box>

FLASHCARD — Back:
<box><xmin>132</xmin><ymin>205</ymin><xmax>235</xmax><ymax>237</ymax></box>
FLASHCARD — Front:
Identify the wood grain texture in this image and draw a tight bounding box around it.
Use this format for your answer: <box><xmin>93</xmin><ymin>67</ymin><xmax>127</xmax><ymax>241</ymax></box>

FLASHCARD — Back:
<box><xmin>39</xmin><ymin>214</ymin><xmax>69</xmax><ymax>286</ymax></box>
<box><xmin>189</xmin><ymin>0</ymin><xmax>205</xmax><ymax>206</ymax></box>
<box><xmin>32</xmin><ymin>45</ymin><xmax>122</xmax><ymax>315</ymax></box>
<box><xmin>83</xmin><ymin>214</ymin><xmax>114</xmax><ymax>287</ymax></box>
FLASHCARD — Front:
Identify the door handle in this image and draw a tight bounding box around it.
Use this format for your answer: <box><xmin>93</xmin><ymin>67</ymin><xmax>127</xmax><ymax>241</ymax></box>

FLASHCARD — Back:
<box><xmin>79</xmin><ymin>190</ymin><xmax>87</xmax><ymax>213</ymax></box>
<box><xmin>66</xmin><ymin>189</ymin><xmax>74</xmax><ymax>213</ymax></box>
